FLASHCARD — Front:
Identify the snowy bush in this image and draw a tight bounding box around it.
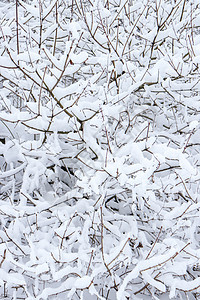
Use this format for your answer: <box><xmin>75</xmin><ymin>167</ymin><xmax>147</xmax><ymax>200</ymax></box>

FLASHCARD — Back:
<box><xmin>0</xmin><ymin>0</ymin><xmax>200</xmax><ymax>299</ymax></box>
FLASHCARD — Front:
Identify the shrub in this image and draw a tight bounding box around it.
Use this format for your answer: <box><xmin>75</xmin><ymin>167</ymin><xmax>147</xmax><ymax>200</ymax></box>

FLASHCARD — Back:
<box><xmin>0</xmin><ymin>0</ymin><xmax>200</xmax><ymax>299</ymax></box>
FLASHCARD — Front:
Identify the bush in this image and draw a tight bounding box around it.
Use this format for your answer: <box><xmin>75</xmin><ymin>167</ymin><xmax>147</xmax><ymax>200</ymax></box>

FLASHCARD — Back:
<box><xmin>0</xmin><ymin>0</ymin><xmax>200</xmax><ymax>299</ymax></box>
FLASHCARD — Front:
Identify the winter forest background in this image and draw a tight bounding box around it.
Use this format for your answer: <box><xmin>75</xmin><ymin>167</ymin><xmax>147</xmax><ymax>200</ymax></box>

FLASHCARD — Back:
<box><xmin>0</xmin><ymin>0</ymin><xmax>200</xmax><ymax>299</ymax></box>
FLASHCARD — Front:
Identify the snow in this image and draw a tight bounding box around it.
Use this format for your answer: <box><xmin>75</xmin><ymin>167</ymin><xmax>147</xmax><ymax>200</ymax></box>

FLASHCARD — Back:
<box><xmin>0</xmin><ymin>162</ymin><xmax>27</xmax><ymax>179</ymax></box>
<box><xmin>142</xmin><ymin>272</ymin><xmax>166</xmax><ymax>292</ymax></box>
<box><xmin>42</xmin><ymin>24</ymin><xmax>58</xmax><ymax>43</ymax></box>
<box><xmin>179</xmin><ymin>153</ymin><xmax>196</xmax><ymax>176</ymax></box>
<box><xmin>171</xmin><ymin>277</ymin><xmax>200</xmax><ymax>294</ymax></box>
<box><xmin>0</xmin><ymin>0</ymin><xmax>200</xmax><ymax>299</ymax></box>
<box><xmin>70</xmin><ymin>52</ymin><xmax>88</xmax><ymax>64</ymax></box>
<box><xmin>35</xmin><ymin>263</ymin><xmax>49</xmax><ymax>275</ymax></box>
<box><xmin>189</xmin><ymin>120</ymin><xmax>198</xmax><ymax>131</ymax></box>
<box><xmin>74</xmin><ymin>276</ymin><xmax>92</xmax><ymax>289</ymax></box>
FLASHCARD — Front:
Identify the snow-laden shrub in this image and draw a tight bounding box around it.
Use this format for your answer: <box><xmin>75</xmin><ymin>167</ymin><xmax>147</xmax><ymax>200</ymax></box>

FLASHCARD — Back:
<box><xmin>0</xmin><ymin>0</ymin><xmax>200</xmax><ymax>299</ymax></box>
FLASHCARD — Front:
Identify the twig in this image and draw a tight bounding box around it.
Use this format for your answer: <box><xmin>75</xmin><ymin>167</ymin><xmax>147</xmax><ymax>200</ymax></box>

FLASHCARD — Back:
<box><xmin>4</xmin><ymin>229</ymin><xmax>27</xmax><ymax>256</ymax></box>
<box><xmin>0</xmin><ymin>249</ymin><xmax>6</xmax><ymax>268</ymax></box>
<box><xmin>100</xmin><ymin>206</ymin><xmax>112</xmax><ymax>276</ymax></box>
<box><xmin>145</xmin><ymin>226</ymin><xmax>163</xmax><ymax>260</ymax></box>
